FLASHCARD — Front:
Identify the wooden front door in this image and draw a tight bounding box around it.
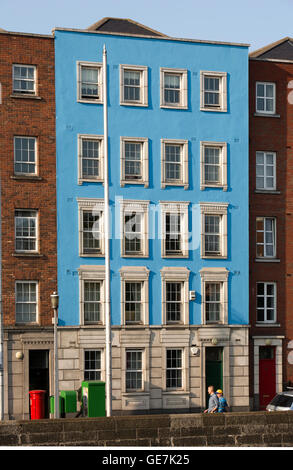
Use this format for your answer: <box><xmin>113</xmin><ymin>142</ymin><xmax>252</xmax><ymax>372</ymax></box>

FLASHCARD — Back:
<box><xmin>259</xmin><ymin>346</ymin><xmax>276</xmax><ymax>410</ymax></box>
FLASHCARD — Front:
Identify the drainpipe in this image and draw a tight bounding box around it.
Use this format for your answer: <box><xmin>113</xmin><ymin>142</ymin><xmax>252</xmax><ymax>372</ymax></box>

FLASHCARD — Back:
<box><xmin>103</xmin><ymin>45</ymin><xmax>112</xmax><ymax>417</ymax></box>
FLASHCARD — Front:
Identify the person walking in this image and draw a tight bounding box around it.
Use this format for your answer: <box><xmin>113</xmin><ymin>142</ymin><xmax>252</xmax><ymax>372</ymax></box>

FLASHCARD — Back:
<box><xmin>204</xmin><ymin>385</ymin><xmax>219</xmax><ymax>413</ymax></box>
<box><xmin>216</xmin><ymin>389</ymin><xmax>228</xmax><ymax>412</ymax></box>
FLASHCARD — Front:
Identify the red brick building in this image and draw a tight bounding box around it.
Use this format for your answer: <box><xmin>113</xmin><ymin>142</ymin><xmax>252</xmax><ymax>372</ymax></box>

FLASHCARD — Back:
<box><xmin>0</xmin><ymin>30</ymin><xmax>56</xmax><ymax>419</ymax></box>
<box><xmin>249</xmin><ymin>38</ymin><xmax>293</xmax><ymax>410</ymax></box>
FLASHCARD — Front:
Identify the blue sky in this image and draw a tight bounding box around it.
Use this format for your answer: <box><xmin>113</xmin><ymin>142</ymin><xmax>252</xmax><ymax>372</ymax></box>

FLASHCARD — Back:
<box><xmin>1</xmin><ymin>0</ymin><xmax>293</xmax><ymax>51</ymax></box>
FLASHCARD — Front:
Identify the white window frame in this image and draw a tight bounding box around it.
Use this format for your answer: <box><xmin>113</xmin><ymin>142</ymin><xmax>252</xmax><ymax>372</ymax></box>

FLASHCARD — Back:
<box><xmin>200</xmin><ymin>268</ymin><xmax>229</xmax><ymax>325</ymax></box>
<box><xmin>14</xmin><ymin>136</ymin><xmax>38</xmax><ymax>176</ymax></box>
<box><xmin>12</xmin><ymin>64</ymin><xmax>36</xmax><ymax>95</ymax></box>
<box><xmin>160</xmin><ymin>201</ymin><xmax>189</xmax><ymax>258</ymax></box>
<box><xmin>120</xmin><ymin>136</ymin><xmax>149</xmax><ymax>187</ymax></box>
<box><xmin>77</xmin><ymin>134</ymin><xmax>104</xmax><ymax>185</ymax></box>
<box><xmin>77</xmin><ymin>198</ymin><xmax>104</xmax><ymax>257</ymax></box>
<box><xmin>200</xmin><ymin>141</ymin><xmax>228</xmax><ymax>191</ymax></box>
<box><xmin>15</xmin><ymin>209</ymin><xmax>38</xmax><ymax>253</ymax></box>
<box><xmin>161</xmin><ymin>139</ymin><xmax>189</xmax><ymax>189</ymax></box>
<box><xmin>124</xmin><ymin>348</ymin><xmax>145</xmax><ymax>392</ymax></box>
<box><xmin>256</xmin><ymin>282</ymin><xmax>277</xmax><ymax>324</ymax></box>
<box><xmin>255</xmin><ymin>82</ymin><xmax>276</xmax><ymax>115</ymax></box>
<box><xmin>77</xmin><ymin>61</ymin><xmax>103</xmax><ymax>104</ymax></box>
<box><xmin>160</xmin><ymin>68</ymin><xmax>188</xmax><ymax>109</ymax></box>
<box><xmin>120</xmin><ymin>199</ymin><xmax>149</xmax><ymax>258</ymax></box>
<box><xmin>200</xmin><ymin>202</ymin><xmax>228</xmax><ymax>259</ymax></box>
<box><xmin>120</xmin><ymin>64</ymin><xmax>148</xmax><ymax>107</ymax></box>
<box><xmin>78</xmin><ymin>265</ymin><xmax>105</xmax><ymax>326</ymax></box>
<box><xmin>165</xmin><ymin>348</ymin><xmax>184</xmax><ymax>390</ymax></box>
<box><xmin>15</xmin><ymin>280</ymin><xmax>38</xmax><ymax>324</ymax></box>
<box><xmin>256</xmin><ymin>216</ymin><xmax>276</xmax><ymax>259</ymax></box>
<box><xmin>161</xmin><ymin>267</ymin><xmax>190</xmax><ymax>325</ymax></box>
<box><xmin>120</xmin><ymin>266</ymin><xmax>149</xmax><ymax>326</ymax></box>
<box><xmin>84</xmin><ymin>349</ymin><xmax>103</xmax><ymax>381</ymax></box>
<box><xmin>255</xmin><ymin>151</ymin><xmax>276</xmax><ymax>191</ymax></box>
<box><xmin>200</xmin><ymin>71</ymin><xmax>227</xmax><ymax>112</ymax></box>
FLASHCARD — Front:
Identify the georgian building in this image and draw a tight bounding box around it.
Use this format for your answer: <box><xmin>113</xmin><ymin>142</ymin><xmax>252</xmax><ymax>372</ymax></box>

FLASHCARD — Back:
<box><xmin>249</xmin><ymin>37</ymin><xmax>293</xmax><ymax>410</ymax></box>
<box><xmin>0</xmin><ymin>29</ymin><xmax>57</xmax><ymax>419</ymax></box>
<box><xmin>54</xmin><ymin>18</ymin><xmax>250</xmax><ymax>414</ymax></box>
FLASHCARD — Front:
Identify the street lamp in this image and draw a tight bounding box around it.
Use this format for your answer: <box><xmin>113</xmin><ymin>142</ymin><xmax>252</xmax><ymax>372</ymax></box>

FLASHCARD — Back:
<box><xmin>50</xmin><ymin>291</ymin><xmax>59</xmax><ymax>419</ymax></box>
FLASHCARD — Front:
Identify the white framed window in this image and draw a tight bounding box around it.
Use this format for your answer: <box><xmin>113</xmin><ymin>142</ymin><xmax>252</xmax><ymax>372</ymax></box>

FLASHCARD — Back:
<box><xmin>256</xmin><ymin>82</ymin><xmax>276</xmax><ymax>115</ymax></box>
<box><xmin>120</xmin><ymin>137</ymin><xmax>149</xmax><ymax>187</ymax></box>
<box><xmin>200</xmin><ymin>268</ymin><xmax>229</xmax><ymax>325</ymax></box>
<box><xmin>200</xmin><ymin>202</ymin><xmax>228</xmax><ymax>258</ymax></box>
<box><xmin>78</xmin><ymin>134</ymin><xmax>104</xmax><ymax>184</ymax></box>
<box><xmin>77</xmin><ymin>61</ymin><xmax>103</xmax><ymax>103</ymax></box>
<box><xmin>77</xmin><ymin>198</ymin><xmax>104</xmax><ymax>257</ymax></box>
<box><xmin>120</xmin><ymin>266</ymin><xmax>149</xmax><ymax>325</ymax></box>
<box><xmin>257</xmin><ymin>282</ymin><xmax>277</xmax><ymax>324</ymax></box>
<box><xmin>12</xmin><ymin>64</ymin><xmax>36</xmax><ymax>95</ymax></box>
<box><xmin>160</xmin><ymin>68</ymin><xmax>188</xmax><ymax>109</ymax></box>
<box><xmin>256</xmin><ymin>151</ymin><xmax>276</xmax><ymax>190</ymax></box>
<box><xmin>256</xmin><ymin>217</ymin><xmax>276</xmax><ymax>258</ymax></box>
<box><xmin>15</xmin><ymin>281</ymin><xmax>38</xmax><ymax>323</ymax></box>
<box><xmin>120</xmin><ymin>65</ymin><xmax>148</xmax><ymax>106</ymax></box>
<box><xmin>120</xmin><ymin>199</ymin><xmax>149</xmax><ymax>257</ymax></box>
<box><xmin>200</xmin><ymin>141</ymin><xmax>227</xmax><ymax>191</ymax></box>
<box><xmin>125</xmin><ymin>349</ymin><xmax>143</xmax><ymax>391</ymax></box>
<box><xmin>161</xmin><ymin>139</ymin><xmax>188</xmax><ymax>189</ymax></box>
<box><xmin>14</xmin><ymin>136</ymin><xmax>37</xmax><ymax>175</ymax></box>
<box><xmin>84</xmin><ymin>350</ymin><xmax>102</xmax><ymax>380</ymax></box>
<box><xmin>166</xmin><ymin>349</ymin><xmax>183</xmax><ymax>390</ymax></box>
<box><xmin>160</xmin><ymin>202</ymin><xmax>189</xmax><ymax>258</ymax></box>
<box><xmin>78</xmin><ymin>265</ymin><xmax>105</xmax><ymax>325</ymax></box>
<box><xmin>161</xmin><ymin>267</ymin><xmax>190</xmax><ymax>325</ymax></box>
<box><xmin>15</xmin><ymin>209</ymin><xmax>38</xmax><ymax>253</ymax></box>
<box><xmin>200</xmin><ymin>71</ymin><xmax>227</xmax><ymax>112</ymax></box>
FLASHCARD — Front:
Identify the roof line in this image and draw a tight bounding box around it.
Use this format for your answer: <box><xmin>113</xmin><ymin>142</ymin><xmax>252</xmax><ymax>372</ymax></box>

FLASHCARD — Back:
<box><xmin>52</xmin><ymin>27</ymin><xmax>250</xmax><ymax>47</ymax></box>
<box><xmin>249</xmin><ymin>36</ymin><xmax>293</xmax><ymax>57</ymax></box>
<box><xmin>87</xmin><ymin>17</ymin><xmax>167</xmax><ymax>37</ymax></box>
<box><xmin>0</xmin><ymin>29</ymin><xmax>53</xmax><ymax>39</ymax></box>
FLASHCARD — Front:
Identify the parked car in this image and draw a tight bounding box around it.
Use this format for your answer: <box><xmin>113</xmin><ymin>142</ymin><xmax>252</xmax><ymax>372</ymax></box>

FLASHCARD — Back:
<box><xmin>266</xmin><ymin>390</ymin><xmax>293</xmax><ymax>411</ymax></box>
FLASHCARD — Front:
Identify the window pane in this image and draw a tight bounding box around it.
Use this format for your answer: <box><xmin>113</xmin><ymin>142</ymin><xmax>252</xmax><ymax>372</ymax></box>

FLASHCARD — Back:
<box><xmin>166</xmin><ymin>349</ymin><xmax>182</xmax><ymax>389</ymax></box>
<box><xmin>124</xmin><ymin>70</ymin><xmax>141</xmax><ymax>101</ymax></box>
<box><xmin>126</xmin><ymin>350</ymin><xmax>142</xmax><ymax>390</ymax></box>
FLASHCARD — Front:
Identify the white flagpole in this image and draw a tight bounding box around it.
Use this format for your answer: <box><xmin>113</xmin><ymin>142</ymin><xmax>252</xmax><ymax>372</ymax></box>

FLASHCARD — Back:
<box><xmin>103</xmin><ymin>44</ymin><xmax>112</xmax><ymax>417</ymax></box>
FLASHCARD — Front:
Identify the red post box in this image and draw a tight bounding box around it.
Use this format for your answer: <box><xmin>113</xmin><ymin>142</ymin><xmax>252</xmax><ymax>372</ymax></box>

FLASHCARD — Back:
<box><xmin>29</xmin><ymin>390</ymin><xmax>46</xmax><ymax>420</ymax></box>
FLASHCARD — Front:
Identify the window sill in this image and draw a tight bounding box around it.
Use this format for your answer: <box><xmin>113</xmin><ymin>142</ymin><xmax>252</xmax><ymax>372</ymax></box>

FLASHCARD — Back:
<box><xmin>162</xmin><ymin>182</ymin><xmax>189</xmax><ymax>190</ymax></box>
<box><xmin>160</xmin><ymin>104</ymin><xmax>188</xmax><ymax>110</ymax></box>
<box><xmin>120</xmin><ymin>101</ymin><xmax>148</xmax><ymax>107</ymax></box>
<box><xmin>121</xmin><ymin>180</ymin><xmax>149</xmax><ymax>188</ymax></box>
<box><xmin>254</xmin><ymin>112</ymin><xmax>280</xmax><ymax>118</ymax></box>
<box><xmin>80</xmin><ymin>254</ymin><xmax>105</xmax><ymax>258</ymax></box>
<box><xmin>254</xmin><ymin>258</ymin><xmax>280</xmax><ymax>263</ymax></box>
<box><xmin>254</xmin><ymin>190</ymin><xmax>280</xmax><ymax>194</ymax></box>
<box><xmin>200</xmin><ymin>184</ymin><xmax>228</xmax><ymax>192</ymax></box>
<box><xmin>10</xmin><ymin>94</ymin><xmax>41</xmax><ymax>100</ymax></box>
<box><xmin>200</xmin><ymin>107</ymin><xmax>227</xmax><ymax>113</ymax></box>
<box><xmin>78</xmin><ymin>179</ymin><xmax>104</xmax><ymax>185</ymax></box>
<box><xmin>255</xmin><ymin>323</ymin><xmax>280</xmax><ymax>327</ymax></box>
<box><xmin>11</xmin><ymin>175</ymin><xmax>42</xmax><ymax>181</ymax></box>
<box><xmin>13</xmin><ymin>252</ymin><xmax>43</xmax><ymax>258</ymax></box>
<box><xmin>202</xmin><ymin>255</ymin><xmax>227</xmax><ymax>259</ymax></box>
<box><xmin>77</xmin><ymin>99</ymin><xmax>103</xmax><ymax>105</ymax></box>
<box><xmin>122</xmin><ymin>254</ymin><xmax>149</xmax><ymax>258</ymax></box>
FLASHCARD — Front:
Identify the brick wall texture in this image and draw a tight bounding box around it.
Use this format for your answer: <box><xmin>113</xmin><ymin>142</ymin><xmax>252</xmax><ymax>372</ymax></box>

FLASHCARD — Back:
<box><xmin>0</xmin><ymin>32</ymin><xmax>57</xmax><ymax>327</ymax></box>
<box><xmin>249</xmin><ymin>58</ymin><xmax>293</xmax><ymax>392</ymax></box>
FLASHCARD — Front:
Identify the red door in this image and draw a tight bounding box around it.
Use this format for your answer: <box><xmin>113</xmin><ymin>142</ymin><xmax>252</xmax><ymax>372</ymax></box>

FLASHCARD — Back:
<box><xmin>259</xmin><ymin>346</ymin><xmax>276</xmax><ymax>410</ymax></box>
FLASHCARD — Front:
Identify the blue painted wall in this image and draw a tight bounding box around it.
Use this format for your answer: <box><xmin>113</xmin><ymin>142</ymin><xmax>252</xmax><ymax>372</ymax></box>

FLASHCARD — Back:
<box><xmin>54</xmin><ymin>29</ymin><xmax>249</xmax><ymax>327</ymax></box>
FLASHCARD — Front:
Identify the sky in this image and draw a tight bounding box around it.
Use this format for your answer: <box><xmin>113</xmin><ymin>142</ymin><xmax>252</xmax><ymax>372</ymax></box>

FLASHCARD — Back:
<box><xmin>1</xmin><ymin>0</ymin><xmax>293</xmax><ymax>52</ymax></box>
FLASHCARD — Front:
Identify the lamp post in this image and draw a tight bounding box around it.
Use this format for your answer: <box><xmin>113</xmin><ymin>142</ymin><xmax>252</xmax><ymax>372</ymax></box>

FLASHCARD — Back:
<box><xmin>50</xmin><ymin>291</ymin><xmax>59</xmax><ymax>419</ymax></box>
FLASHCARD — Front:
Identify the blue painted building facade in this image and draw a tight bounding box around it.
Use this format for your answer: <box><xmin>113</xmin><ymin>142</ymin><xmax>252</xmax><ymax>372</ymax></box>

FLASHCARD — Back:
<box><xmin>54</xmin><ymin>19</ymin><xmax>249</xmax><ymax>412</ymax></box>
